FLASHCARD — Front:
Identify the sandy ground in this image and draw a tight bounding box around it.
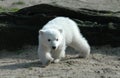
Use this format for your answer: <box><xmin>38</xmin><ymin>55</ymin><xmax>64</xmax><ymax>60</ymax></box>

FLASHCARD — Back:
<box><xmin>0</xmin><ymin>0</ymin><xmax>120</xmax><ymax>78</ymax></box>
<box><xmin>0</xmin><ymin>45</ymin><xmax>120</xmax><ymax>78</ymax></box>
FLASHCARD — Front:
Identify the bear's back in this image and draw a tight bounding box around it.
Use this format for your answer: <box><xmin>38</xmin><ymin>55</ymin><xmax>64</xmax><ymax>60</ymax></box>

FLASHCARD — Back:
<box><xmin>42</xmin><ymin>17</ymin><xmax>81</xmax><ymax>45</ymax></box>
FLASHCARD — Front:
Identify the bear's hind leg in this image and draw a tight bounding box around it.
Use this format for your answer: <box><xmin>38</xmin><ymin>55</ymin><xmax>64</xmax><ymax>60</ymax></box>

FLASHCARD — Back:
<box><xmin>70</xmin><ymin>37</ymin><xmax>90</xmax><ymax>58</ymax></box>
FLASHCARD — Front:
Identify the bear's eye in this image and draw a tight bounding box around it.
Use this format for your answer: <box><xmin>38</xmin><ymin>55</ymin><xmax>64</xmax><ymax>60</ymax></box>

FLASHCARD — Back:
<box><xmin>56</xmin><ymin>38</ymin><xmax>58</xmax><ymax>41</ymax></box>
<box><xmin>48</xmin><ymin>39</ymin><xmax>51</xmax><ymax>42</ymax></box>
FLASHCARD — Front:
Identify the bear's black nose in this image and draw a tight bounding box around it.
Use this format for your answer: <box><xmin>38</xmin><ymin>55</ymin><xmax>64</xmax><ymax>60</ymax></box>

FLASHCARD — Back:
<box><xmin>52</xmin><ymin>46</ymin><xmax>56</xmax><ymax>49</ymax></box>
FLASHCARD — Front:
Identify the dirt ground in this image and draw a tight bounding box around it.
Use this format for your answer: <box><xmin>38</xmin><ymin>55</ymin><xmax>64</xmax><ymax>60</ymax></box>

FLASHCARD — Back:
<box><xmin>0</xmin><ymin>45</ymin><xmax>120</xmax><ymax>78</ymax></box>
<box><xmin>0</xmin><ymin>0</ymin><xmax>120</xmax><ymax>78</ymax></box>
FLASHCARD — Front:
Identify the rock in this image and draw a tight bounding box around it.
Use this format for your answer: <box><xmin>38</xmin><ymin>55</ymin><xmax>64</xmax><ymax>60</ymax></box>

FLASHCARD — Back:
<box><xmin>0</xmin><ymin>4</ymin><xmax>120</xmax><ymax>50</ymax></box>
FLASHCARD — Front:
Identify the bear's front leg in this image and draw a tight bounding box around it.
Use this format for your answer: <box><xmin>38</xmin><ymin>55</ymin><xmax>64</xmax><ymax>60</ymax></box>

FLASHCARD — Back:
<box><xmin>41</xmin><ymin>52</ymin><xmax>54</xmax><ymax>66</ymax></box>
<box><xmin>52</xmin><ymin>42</ymin><xmax>66</xmax><ymax>63</ymax></box>
<box><xmin>54</xmin><ymin>50</ymin><xmax>65</xmax><ymax>63</ymax></box>
<box><xmin>38</xmin><ymin>47</ymin><xmax>54</xmax><ymax>66</ymax></box>
<box><xmin>45</xmin><ymin>52</ymin><xmax>54</xmax><ymax>64</ymax></box>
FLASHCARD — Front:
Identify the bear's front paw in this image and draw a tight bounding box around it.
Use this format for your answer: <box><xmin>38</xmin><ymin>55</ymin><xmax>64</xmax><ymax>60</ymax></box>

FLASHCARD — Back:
<box><xmin>41</xmin><ymin>58</ymin><xmax>54</xmax><ymax>66</ymax></box>
<box><xmin>53</xmin><ymin>59</ymin><xmax>60</xmax><ymax>63</ymax></box>
<box><xmin>49</xmin><ymin>58</ymin><xmax>54</xmax><ymax>63</ymax></box>
<box><xmin>48</xmin><ymin>57</ymin><xmax>54</xmax><ymax>62</ymax></box>
<box><xmin>41</xmin><ymin>60</ymin><xmax>50</xmax><ymax>67</ymax></box>
<box><xmin>41</xmin><ymin>60</ymin><xmax>51</xmax><ymax>67</ymax></box>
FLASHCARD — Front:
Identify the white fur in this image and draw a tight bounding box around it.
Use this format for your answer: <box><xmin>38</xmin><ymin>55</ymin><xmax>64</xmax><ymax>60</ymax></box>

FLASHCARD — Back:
<box><xmin>38</xmin><ymin>17</ymin><xmax>90</xmax><ymax>65</ymax></box>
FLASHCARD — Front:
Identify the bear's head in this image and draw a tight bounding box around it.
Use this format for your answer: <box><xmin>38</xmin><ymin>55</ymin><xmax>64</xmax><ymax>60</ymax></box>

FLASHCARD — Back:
<box><xmin>39</xmin><ymin>29</ymin><xmax>63</xmax><ymax>50</ymax></box>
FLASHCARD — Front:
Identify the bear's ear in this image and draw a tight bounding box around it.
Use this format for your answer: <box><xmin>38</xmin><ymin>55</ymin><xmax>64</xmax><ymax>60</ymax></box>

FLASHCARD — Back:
<box><xmin>58</xmin><ymin>29</ymin><xmax>63</xmax><ymax>33</ymax></box>
<box><xmin>39</xmin><ymin>30</ymin><xmax>44</xmax><ymax>35</ymax></box>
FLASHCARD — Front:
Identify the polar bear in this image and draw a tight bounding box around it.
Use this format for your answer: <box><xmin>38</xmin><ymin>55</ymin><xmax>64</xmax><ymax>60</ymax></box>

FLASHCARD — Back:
<box><xmin>38</xmin><ymin>17</ymin><xmax>90</xmax><ymax>65</ymax></box>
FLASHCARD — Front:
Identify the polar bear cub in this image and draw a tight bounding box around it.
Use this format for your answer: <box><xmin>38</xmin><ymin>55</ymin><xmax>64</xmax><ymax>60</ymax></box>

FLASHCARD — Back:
<box><xmin>38</xmin><ymin>17</ymin><xmax>90</xmax><ymax>65</ymax></box>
